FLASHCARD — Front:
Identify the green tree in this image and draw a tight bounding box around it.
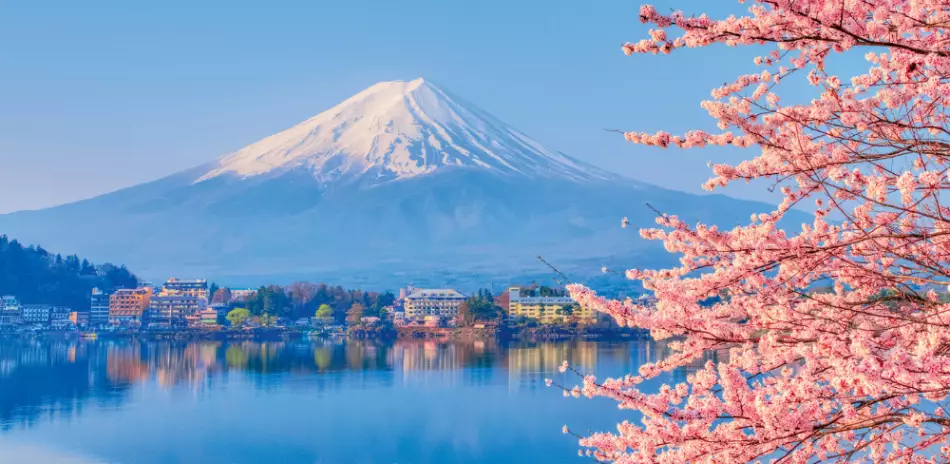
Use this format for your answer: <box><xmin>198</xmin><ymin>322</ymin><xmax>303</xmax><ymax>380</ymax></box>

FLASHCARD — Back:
<box><xmin>464</xmin><ymin>289</ymin><xmax>503</xmax><ymax>322</ymax></box>
<box><xmin>225</xmin><ymin>346</ymin><xmax>248</xmax><ymax>368</ymax></box>
<box><xmin>80</xmin><ymin>259</ymin><xmax>96</xmax><ymax>275</ymax></box>
<box><xmin>260</xmin><ymin>313</ymin><xmax>276</xmax><ymax>327</ymax></box>
<box><xmin>226</xmin><ymin>308</ymin><xmax>251</xmax><ymax>327</ymax></box>
<box><xmin>314</xmin><ymin>347</ymin><xmax>333</xmax><ymax>371</ymax></box>
<box><xmin>557</xmin><ymin>304</ymin><xmax>576</xmax><ymax>317</ymax></box>
<box><xmin>557</xmin><ymin>303</ymin><xmax>580</xmax><ymax>325</ymax></box>
<box><xmin>378</xmin><ymin>291</ymin><xmax>396</xmax><ymax>307</ymax></box>
<box><xmin>208</xmin><ymin>282</ymin><xmax>220</xmax><ymax>302</ymax></box>
<box><xmin>315</xmin><ymin>304</ymin><xmax>334</xmax><ymax>319</ymax></box>
<box><xmin>0</xmin><ymin>235</ymin><xmax>139</xmax><ymax>313</ymax></box>
<box><xmin>245</xmin><ymin>285</ymin><xmax>291</xmax><ymax>316</ymax></box>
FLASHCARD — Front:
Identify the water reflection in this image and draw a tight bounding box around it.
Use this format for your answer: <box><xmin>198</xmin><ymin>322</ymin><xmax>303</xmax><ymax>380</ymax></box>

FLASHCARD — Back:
<box><xmin>1</xmin><ymin>338</ymin><xmax>719</xmax><ymax>427</ymax></box>
<box><xmin>0</xmin><ymin>337</ymin><xmax>720</xmax><ymax>463</ymax></box>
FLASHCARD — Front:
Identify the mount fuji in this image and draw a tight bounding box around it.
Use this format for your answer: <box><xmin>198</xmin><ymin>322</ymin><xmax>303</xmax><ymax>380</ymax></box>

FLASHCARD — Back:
<box><xmin>0</xmin><ymin>78</ymin><xmax>801</xmax><ymax>287</ymax></box>
<box><xmin>198</xmin><ymin>78</ymin><xmax>616</xmax><ymax>185</ymax></box>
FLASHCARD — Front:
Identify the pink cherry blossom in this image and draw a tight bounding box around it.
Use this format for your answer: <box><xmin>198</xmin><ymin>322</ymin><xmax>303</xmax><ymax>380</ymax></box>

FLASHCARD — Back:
<box><xmin>561</xmin><ymin>1</ymin><xmax>950</xmax><ymax>462</ymax></box>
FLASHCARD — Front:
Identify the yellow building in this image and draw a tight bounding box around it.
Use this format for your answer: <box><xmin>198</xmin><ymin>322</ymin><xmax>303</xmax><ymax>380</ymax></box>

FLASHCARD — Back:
<box><xmin>109</xmin><ymin>287</ymin><xmax>153</xmax><ymax>327</ymax></box>
<box><xmin>507</xmin><ymin>286</ymin><xmax>596</xmax><ymax>325</ymax></box>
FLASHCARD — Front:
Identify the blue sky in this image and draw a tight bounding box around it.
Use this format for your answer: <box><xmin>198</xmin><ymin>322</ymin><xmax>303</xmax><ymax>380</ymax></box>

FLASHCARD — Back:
<box><xmin>1</xmin><ymin>0</ymin><xmax>815</xmax><ymax>213</ymax></box>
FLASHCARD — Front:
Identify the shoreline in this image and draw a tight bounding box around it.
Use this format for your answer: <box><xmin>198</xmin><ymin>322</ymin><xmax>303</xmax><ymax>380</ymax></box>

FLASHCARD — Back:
<box><xmin>0</xmin><ymin>325</ymin><xmax>650</xmax><ymax>342</ymax></box>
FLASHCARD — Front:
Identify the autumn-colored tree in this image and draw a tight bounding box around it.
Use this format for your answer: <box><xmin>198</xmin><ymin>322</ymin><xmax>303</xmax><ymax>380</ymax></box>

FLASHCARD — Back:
<box><xmin>211</xmin><ymin>287</ymin><xmax>231</xmax><ymax>305</ymax></box>
<box><xmin>559</xmin><ymin>2</ymin><xmax>950</xmax><ymax>462</ymax></box>
<box><xmin>345</xmin><ymin>303</ymin><xmax>365</xmax><ymax>326</ymax></box>
<box><xmin>494</xmin><ymin>291</ymin><xmax>510</xmax><ymax>314</ymax></box>
<box><xmin>457</xmin><ymin>301</ymin><xmax>472</xmax><ymax>327</ymax></box>
<box><xmin>287</xmin><ymin>281</ymin><xmax>319</xmax><ymax>314</ymax></box>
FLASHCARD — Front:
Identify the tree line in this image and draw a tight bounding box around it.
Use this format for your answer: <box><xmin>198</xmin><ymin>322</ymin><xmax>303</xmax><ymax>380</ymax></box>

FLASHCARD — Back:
<box><xmin>457</xmin><ymin>288</ymin><xmax>505</xmax><ymax>325</ymax></box>
<box><xmin>0</xmin><ymin>235</ymin><xmax>139</xmax><ymax>311</ymax></box>
<box><xmin>219</xmin><ymin>282</ymin><xmax>396</xmax><ymax>324</ymax></box>
<box><xmin>220</xmin><ymin>284</ymin><xmax>511</xmax><ymax>327</ymax></box>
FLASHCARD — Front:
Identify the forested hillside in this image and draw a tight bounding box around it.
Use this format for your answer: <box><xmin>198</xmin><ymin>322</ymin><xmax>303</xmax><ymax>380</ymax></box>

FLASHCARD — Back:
<box><xmin>0</xmin><ymin>235</ymin><xmax>138</xmax><ymax>311</ymax></box>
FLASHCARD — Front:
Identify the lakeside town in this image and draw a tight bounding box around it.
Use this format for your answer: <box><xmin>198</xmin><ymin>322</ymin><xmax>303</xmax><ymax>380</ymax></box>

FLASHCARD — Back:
<box><xmin>0</xmin><ymin>277</ymin><xmax>655</xmax><ymax>339</ymax></box>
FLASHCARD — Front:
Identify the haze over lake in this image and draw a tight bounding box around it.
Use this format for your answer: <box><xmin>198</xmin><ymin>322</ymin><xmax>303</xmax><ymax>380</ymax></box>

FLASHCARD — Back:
<box><xmin>0</xmin><ymin>338</ymin><xmax>708</xmax><ymax>464</ymax></box>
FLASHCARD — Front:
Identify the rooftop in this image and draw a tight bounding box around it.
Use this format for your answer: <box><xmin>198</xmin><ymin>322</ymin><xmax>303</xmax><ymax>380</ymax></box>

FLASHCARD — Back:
<box><xmin>406</xmin><ymin>289</ymin><xmax>465</xmax><ymax>299</ymax></box>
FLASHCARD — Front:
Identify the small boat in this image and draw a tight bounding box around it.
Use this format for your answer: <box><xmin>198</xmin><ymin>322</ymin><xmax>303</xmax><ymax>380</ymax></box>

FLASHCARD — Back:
<box><xmin>81</xmin><ymin>332</ymin><xmax>98</xmax><ymax>340</ymax></box>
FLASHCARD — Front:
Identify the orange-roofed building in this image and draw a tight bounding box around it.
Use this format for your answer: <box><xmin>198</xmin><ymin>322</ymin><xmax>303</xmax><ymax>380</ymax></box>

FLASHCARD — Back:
<box><xmin>109</xmin><ymin>287</ymin><xmax>153</xmax><ymax>327</ymax></box>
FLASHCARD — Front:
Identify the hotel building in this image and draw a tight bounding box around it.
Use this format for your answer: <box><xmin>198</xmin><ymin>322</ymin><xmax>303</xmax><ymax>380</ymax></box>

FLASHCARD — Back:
<box><xmin>507</xmin><ymin>286</ymin><xmax>596</xmax><ymax>325</ymax></box>
<box><xmin>144</xmin><ymin>278</ymin><xmax>210</xmax><ymax>327</ymax></box>
<box><xmin>149</xmin><ymin>294</ymin><xmax>202</xmax><ymax>328</ymax></box>
<box><xmin>160</xmin><ymin>279</ymin><xmax>209</xmax><ymax>303</ymax></box>
<box><xmin>403</xmin><ymin>289</ymin><xmax>466</xmax><ymax>319</ymax></box>
<box><xmin>109</xmin><ymin>288</ymin><xmax>153</xmax><ymax>327</ymax></box>
<box><xmin>0</xmin><ymin>296</ymin><xmax>21</xmax><ymax>327</ymax></box>
<box><xmin>90</xmin><ymin>288</ymin><xmax>111</xmax><ymax>327</ymax></box>
<box><xmin>51</xmin><ymin>306</ymin><xmax>72</xmax><ymax>329</ymax></box>
<box><xmin>20</xmin><ymin>304</ymin><xmax>52</xmax><ymax>325</ymax></box>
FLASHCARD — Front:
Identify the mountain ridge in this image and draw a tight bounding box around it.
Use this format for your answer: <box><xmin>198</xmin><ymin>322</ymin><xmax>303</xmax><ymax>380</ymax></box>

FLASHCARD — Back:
<box><xmin>0</xmin><ymin>79</ymin><xmax>804</xmax><ymax>286</ymax></box>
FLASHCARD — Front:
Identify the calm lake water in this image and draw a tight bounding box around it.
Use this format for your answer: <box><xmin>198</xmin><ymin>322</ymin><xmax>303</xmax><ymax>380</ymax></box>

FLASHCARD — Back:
<box><xmin>0</xmin><ymin>337</ymin><xmax>695</xmax><ymax>463</ymax></box>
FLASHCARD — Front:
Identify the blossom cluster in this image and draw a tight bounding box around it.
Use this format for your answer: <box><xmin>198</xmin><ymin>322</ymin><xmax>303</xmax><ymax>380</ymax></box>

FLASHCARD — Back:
<box><xmin>562</xmin><ymin>1</ymin><xmax>950</xmax><ymax>462</ymax></box>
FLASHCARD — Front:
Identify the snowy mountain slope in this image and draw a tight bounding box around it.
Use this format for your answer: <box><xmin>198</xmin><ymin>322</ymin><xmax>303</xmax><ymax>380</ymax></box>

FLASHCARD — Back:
<box><xmin>0</xmin><ymin>79</ymin><xmax>804</xmax><ymax>285</ymax></box>
<box><xmin>196</xmin><ymin>78</ymin><xmax>622</xmax><ymax>184</ymax></box>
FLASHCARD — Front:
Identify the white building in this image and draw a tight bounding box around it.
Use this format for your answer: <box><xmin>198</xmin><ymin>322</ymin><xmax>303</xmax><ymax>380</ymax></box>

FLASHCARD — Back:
<box><xmin>149</xmin><ymin>294</ymin><xmax>202</xmax><ymax>328</ymax></box>
<box><xmin>229</xmin><ymin>288</ymin><xmax>256</xmax><ymax>301</ymax></box>
<box><xmin>160</xmin><ymin>278</ymin><xmax>209</xmax><ymax>304</ymax></box>
<box><xmin>51</xmin><ymin>306</ymin><xmax>72</xmax><ymax>329</ymax></box>
<box><xmin>21</xmin><ymin>304</ymin><xmax>52</xmax><ymax>326</ymax></box>
<box><xmin>90</xmin><ymin>288</ymin><xmax>111</xmax><ymax>327</ymax></box>
<box><xmin>403</xmin><ymin>289</ymin><xmax>466</xmax><ymax>319</ymax></box>
<box><xmin>0</xmin><ymin>296</ymin><xmax>21</xmax><ymax>327</ymax></box>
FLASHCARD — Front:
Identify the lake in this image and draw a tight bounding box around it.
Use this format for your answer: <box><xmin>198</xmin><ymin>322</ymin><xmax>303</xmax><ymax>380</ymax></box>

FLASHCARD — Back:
<box><xmin>0</xmin><ymin>337</ymin><xmax>693</xmax><ymax>463</ymax></box>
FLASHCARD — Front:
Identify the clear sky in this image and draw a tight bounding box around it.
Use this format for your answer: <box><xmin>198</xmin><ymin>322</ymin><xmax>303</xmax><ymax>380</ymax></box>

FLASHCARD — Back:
<box><xmin>0</xmin><ymin>0</ymin><xmax>822</xmax><ymax>213</ymax></box>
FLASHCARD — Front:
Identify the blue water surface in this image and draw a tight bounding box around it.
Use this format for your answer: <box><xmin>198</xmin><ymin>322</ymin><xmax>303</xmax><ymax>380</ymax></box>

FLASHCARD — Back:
<box><xmin>0</xmin><ymin>337</ymin><xmax>696</xmax><ymax>463</ymax></box>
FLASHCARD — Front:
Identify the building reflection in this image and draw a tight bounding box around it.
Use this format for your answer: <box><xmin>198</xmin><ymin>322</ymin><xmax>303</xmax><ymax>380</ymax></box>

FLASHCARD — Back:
<box><xmin>507</xmin><ymin>341</ymin><xmax>599</xmax><ymax>392</ymax></box>
<box><xmin>388</xmin><ymin>340</ymin><xmax>503</xmax><ymax>386</ymax></box>
<box><xmin>0</xmin><ymin>336</ymin><xmax>725</xmax><ymax>431</ymax></box>
<box><xmin>106</xmin><ymin>342</ymin><xmax>148</xmax><ymax>385</ymax></box>
<box><xmin>0</xmin><ymin>339</ymin><xmax>130</xmax><ymax>431</ymax></box>
<box><xmin>505</xmin><ymin>339</ymin><xmax>727</xmax><ymax>392</ymax></box>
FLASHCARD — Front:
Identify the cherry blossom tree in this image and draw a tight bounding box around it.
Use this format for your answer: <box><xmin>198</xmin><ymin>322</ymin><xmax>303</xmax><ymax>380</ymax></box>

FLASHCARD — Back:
<box><xmin>557</xmin><ymin>1</ymin><xmax>950</xmax><ymax>462</ymax></box>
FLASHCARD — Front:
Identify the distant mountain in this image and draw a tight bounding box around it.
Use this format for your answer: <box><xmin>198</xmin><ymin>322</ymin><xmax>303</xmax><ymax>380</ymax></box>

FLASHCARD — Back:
<box><xmin>198</xmin><ymin>78</ymin><xmax>616</xmax><ymax>184</ymax></box>
<box><xmin>0</xmin><ymin>78</ymin><xmax>806</xmax><ymax>288</ymax></box>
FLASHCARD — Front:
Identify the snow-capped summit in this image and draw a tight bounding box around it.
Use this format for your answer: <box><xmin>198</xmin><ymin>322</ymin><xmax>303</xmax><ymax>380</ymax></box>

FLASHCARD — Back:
<box><xmin>196</xmin><ymin>78</ymin><xmax>612</xmax><ymax>184</ymax></box>
<box><xmin>0</xmin><ymin>77</ymin><xmax>805</xmax><ymax>286</ymax></box>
